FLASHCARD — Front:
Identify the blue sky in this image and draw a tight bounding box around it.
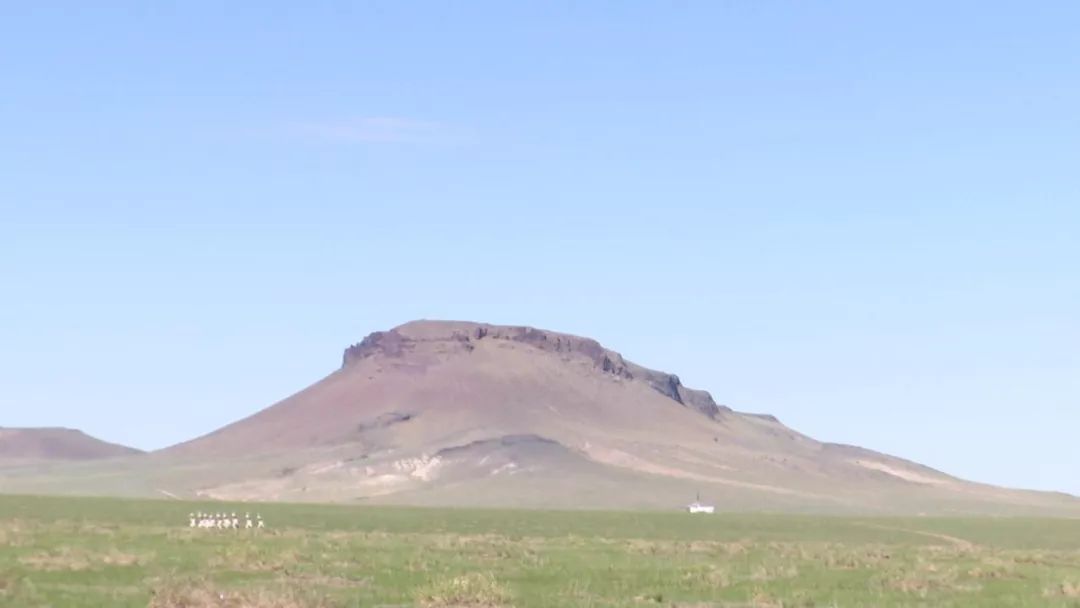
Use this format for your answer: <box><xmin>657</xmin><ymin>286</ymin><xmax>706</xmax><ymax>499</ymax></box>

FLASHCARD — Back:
<box><xmin>1</xmin><ymin>2</ymin><xmax>1077</xmax><ymax>494</ymax></box>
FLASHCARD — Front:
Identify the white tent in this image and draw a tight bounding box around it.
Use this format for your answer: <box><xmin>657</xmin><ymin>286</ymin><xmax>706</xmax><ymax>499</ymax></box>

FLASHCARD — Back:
<box><xmin>686</xmin><ymin>492</ymin><xmax>715</xmax><ymax>514</ymax></box>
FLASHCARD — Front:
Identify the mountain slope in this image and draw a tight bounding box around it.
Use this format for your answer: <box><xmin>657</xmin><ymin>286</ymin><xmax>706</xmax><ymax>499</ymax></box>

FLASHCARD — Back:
<box><xmin>146</xmin><ymin>320</ymin><xmax>1078</xmax><ymax>514</ymax></box>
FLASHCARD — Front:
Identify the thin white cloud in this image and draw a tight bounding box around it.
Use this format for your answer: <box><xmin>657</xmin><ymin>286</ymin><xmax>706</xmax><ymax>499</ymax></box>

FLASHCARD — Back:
<box><xmin>291</xmin><ymin>116</ymin><xmax>463</xmax><ymax>144</ymax></box>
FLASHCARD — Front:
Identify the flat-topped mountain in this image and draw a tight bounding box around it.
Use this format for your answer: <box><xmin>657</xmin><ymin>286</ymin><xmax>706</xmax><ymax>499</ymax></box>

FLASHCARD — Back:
<box><xmin>169</xmin><ymin>320</ymin><xmax>731</xmax><ymax>456</ymax></box>
<box><xmin>144</xmin><ymin>320</ymin><xmax>1077</xmax><ymax>514</ymax></box>
<box><xmin>0</xmin><ymin>427</ymin><xmax>142</xmax><ymax>462</ymax></box>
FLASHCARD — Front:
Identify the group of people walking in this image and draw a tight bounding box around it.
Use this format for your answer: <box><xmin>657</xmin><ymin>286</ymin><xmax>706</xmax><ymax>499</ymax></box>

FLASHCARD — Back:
<box><xmin>188</xmin><ymin>511</ymin><xmax>264</xmax><ymax>530</ymax></box>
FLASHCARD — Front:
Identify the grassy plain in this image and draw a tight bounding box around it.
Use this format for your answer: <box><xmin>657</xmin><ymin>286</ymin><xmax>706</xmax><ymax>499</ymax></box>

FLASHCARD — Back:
<box><xmin>0</xmin><ymin>494</ymin><xmax>1078</xmax><ymax>607</ymax></box>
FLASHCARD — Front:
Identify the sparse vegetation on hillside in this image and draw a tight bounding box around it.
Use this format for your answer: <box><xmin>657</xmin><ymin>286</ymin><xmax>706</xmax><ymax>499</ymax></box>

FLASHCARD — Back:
<box><xmin>1</xmin><ymin>495</ymin><xmax>1079</xmax><ymax>607</ymax></box>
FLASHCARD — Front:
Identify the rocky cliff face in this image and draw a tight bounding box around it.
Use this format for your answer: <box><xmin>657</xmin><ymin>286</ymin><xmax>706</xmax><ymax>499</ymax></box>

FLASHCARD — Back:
<box><xmin>342</xmin><ymin>321</ymin><xmax>729</xmax><ymax>418</ymax></box>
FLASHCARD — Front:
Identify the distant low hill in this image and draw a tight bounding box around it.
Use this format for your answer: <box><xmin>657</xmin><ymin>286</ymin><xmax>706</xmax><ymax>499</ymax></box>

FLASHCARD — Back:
<box><xmin>0</xmin><ymin>427</ymin><xmax>142</xmax><ymax>462</ymax></box>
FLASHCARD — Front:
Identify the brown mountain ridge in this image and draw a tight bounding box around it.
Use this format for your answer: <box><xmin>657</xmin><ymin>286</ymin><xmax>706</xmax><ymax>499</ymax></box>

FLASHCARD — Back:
<box><xmin>3</xmin><ymin>320</ymin><xmax>1077</xmax><ymax>515</ymax></box>
<box><xmin>149</xmin><ymin>320</ymin><xmax>1076</xmax><ymax>514</ymax></box>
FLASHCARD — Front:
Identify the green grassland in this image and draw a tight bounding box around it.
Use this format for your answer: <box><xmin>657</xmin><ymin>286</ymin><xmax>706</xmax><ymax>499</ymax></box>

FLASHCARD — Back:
<box><xmin>0</xmin><ymin>495</ymin><xmax>1078</xmax><ymax>607</ymax></box>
